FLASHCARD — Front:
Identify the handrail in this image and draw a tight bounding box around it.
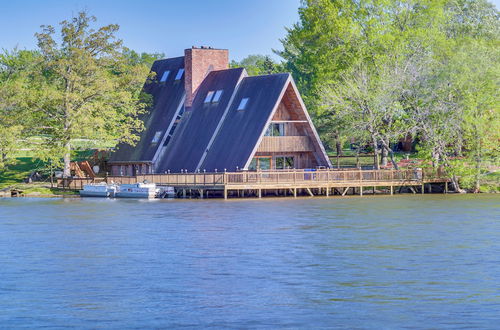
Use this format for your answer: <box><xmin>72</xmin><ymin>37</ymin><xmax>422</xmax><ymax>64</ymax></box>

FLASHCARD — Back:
<box><xmin>59</xmin><ymin>168</ymin><xmax>447</xmax><ymax>189</ymax></box>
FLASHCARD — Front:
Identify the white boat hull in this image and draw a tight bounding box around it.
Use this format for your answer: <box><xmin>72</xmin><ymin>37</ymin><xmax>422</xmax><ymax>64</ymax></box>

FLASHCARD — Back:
<box><xmin>79</xmin><ymin>190</ymin><xmax>110</xmax><ymax>197</ymax></box>
<box><xmin>116</xmin><ymin>183</ymin><xmax>158</xmax><ymax>199</ymax></box>
<box><xmin>115</xmin><ymin>191</ymin><xmax>156</xmax><ymax>199</ymax></box>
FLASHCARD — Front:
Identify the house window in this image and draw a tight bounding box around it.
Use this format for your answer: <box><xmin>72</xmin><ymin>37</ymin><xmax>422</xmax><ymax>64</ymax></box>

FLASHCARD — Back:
<box><xmin>275</xmin><ymin>156</ymin><xmax>294</xmax><ymax>169</ymax></box>
<box><xmin>160</xmin><ymin>71</ymin><xmax>170</xmax><ymax>82</ymax></box>
<box><xmin>212</xmin><ymin>90</ymin><xmax>223</xmax><ymax>103</ymax></box>
<box><xmin>151</xmin><ymin>131</ymin><xmax>162</xmax><ymax>143</ymax></box>
<box><xmin>249</xmin><ymin>157</ymin><xmax>271</xmax><ymax>170</ymax></box>
<box><xmin>175</xmin><ymin>68</ymin><xmax>184</xmax><ymax>80</ymax></box>
<box><xmin>237</xmin><ymin>98</ymin><xmax>249</xmax><ymax>110</ymax></box>
<box><xmin>265</xmin><ymin>123</ymin><xmax>285</xmax><ymax>136</ymax></box>
<box><xmin>204</xmin><ymin>91</ymin><xmax>215</xmax><ymax>103</ymax></box>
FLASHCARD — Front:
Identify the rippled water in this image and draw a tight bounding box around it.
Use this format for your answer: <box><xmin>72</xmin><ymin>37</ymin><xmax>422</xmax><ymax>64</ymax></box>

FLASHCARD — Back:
<box><xmin>0</xmin><ymin>195</ymin><xmax>499</xmax><ymax>328</ymax></box>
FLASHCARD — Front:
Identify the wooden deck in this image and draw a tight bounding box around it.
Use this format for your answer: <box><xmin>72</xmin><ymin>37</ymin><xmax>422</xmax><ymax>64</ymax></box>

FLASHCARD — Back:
<box><xmin>59</xmin><ymin>169</ymin><xmax>451</xmax><ymax>199</ymax></box>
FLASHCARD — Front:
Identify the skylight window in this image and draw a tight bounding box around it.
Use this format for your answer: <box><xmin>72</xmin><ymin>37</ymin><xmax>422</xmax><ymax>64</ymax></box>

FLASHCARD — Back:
<box><xmin>204</xmin><ymin>91</ymin><xmax>215</xmax><ymax>103</ymax></box>
<box><xmin>237</xmin><ymin>98</ymin><xmax>249</xmax><ymax>110</ymax></box>
<box><xmin>175</xmin><ymin>68</ymin><xmax>184</xmax><ymax>80</ymax></box>
<box><xmin>160</xmin><ymin>71</ymin><xmax>170</xmax><ymax>82</ymax></box>
<box><xmin>212</xmin><ymin>90</ymin><xmax>223</xmax><ymax>103</ymax></box>
<box><xmin>151</xmin><ymin>131</ymin><xmax>162</xmax><ymax>143</ymax></box>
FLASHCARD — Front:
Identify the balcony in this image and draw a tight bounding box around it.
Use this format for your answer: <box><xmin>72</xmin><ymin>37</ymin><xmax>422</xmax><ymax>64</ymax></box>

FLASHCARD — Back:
<box><xmin>257</xmin><ymin>136</ymin><xmax>314</xmax><ymax>153</ymax></box>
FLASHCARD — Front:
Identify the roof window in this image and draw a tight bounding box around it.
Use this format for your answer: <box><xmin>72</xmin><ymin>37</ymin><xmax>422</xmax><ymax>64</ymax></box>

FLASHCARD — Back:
<box><xmin>212</xmin><ymin>90</ymin><xmax>223</xmax><ymax>103</ymax></box>
<box><xmin>204</xmin><ymin>91</ymin><xmax>215</xmax><ymax>103</ymax></box>
<box><xmin>237</xmin><ymin>98</ymin><xmax>249</xmax><ymax>110</ymax></box>
<box><xmin>175</xmin><ymin>68</ymin><xmax>184</xmax><ymax>80</ymax></box>
<box><xmin>151</xmin><ymin>131</ymin><xmax>162</xmax><ymax>143</ymax></box>
<box><xmin>160</xmin><ymin>71</ymin><xmax>170</xmax><ymax>82</ymax></box>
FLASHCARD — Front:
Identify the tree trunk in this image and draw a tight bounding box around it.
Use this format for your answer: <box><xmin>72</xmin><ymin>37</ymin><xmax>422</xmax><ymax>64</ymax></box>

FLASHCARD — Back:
<box><xmin>63</xmin><ymin>140</ymin><xmax>71</xmax><ymax>178</ymax></box>
<box><xmin>335</xmin><ymin>138</ymin><xmax>343</xmax><ymax>157</ymax></box>
<box><xmin>379</xmin><ymin>138</ymin><xmax>399</xmax><ymax>170</ymax></box>
<box><xmin>372</xmin><ymin>136</ymin><xmax>379</xmax><ymax>170</ymax></box>
<box><xmin>336</xmin><ymin>141</ymin><xmax>341</xmax><ymax>169</ymax></box>
<box><xmin>381</xmin><ymin>146</ymin><xmax>388</xmax><ymax>166</ymax></box>
<box><xmin>451</xmin><ymin>174</ymin><xmax>466</xmax><ymax>193</ymax></box>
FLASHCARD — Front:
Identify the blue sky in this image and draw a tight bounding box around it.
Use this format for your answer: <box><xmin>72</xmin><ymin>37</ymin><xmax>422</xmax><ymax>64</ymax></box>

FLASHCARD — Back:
<box><xmin>1</xmin><ymin>0</ymin><xmax>498</xmax><ymax>62</ymax></box>
<box><xmin>0</xmin><ymin>0</ymin><xmax>300</xmax><ymax>61</ymax></box>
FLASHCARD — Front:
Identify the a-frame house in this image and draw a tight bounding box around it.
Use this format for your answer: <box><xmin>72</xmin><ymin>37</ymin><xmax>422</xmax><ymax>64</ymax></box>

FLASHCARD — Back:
<box><xmin>109</xmin><ymin>47</ymin><xmax>331</xmax><ymax>175</ymax></box>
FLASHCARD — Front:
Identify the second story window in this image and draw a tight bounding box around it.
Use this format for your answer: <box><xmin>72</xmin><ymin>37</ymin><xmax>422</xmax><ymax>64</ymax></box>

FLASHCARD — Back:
<box><xmin>265</xmin><ymin>123</ymin><xmax>285</xmax><ymax>136</ymax></box>
<box><xmin>175</xmin><ymin>68</ymin><xmax>184</xmax><ymax>80</ymax></box>
<box><xmin>160</xmin><ymin>71</ymin><xmax>170</xmax><ymax>82</ymax></box>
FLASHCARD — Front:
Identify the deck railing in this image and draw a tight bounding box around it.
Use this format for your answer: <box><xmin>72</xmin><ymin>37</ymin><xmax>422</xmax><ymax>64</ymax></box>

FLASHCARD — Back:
<box><xmin>58</xmin><ymin>168</ymin><xmax>447</xmax><ymax>190</ymax></box>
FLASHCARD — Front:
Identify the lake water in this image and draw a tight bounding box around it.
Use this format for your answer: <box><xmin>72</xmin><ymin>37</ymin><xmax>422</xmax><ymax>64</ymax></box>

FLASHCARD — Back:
<box><xmin>0</xmin><ymin>195</ymin><xmax>499</xmax><ymax>328</ymax></box>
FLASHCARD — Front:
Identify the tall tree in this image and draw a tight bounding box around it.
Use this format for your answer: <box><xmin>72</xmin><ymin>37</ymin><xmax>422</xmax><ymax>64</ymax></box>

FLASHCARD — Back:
<box><xmin>0</xmin><ymin>49</ymin><xmax>40</xmax><ymax>169</ymax></box>
<box><xmin>280</xmin><ymin>0</ymin><xmax>499</xmax><ymax>190</ymax></box>
<box><xmin>27</xmin><ymin>11</ymin><xmax>150</xmax><ymax>177</ymax></box>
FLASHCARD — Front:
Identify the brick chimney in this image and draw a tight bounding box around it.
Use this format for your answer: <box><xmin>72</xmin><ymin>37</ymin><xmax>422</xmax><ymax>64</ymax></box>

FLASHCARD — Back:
<box><xmin>184</xmin><ymin>47</ymin><xmax>229</xmax><ymax>108</ymax></box>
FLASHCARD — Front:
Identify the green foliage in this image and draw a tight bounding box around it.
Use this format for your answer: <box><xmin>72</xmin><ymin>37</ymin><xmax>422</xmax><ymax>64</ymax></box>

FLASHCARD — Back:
<box><xmin>0</xmin><ymin>49</ymin><xmax>42</xmax><ymax>169</ymax></box>
<box><xmin>279</xmin><ymin>0</ymin><xmax>500</xmax><ymax>190</ymax></box>
<box><xmin>231</xmin><ymin>54</ymin><xmax>283</xmax><ymax>76</ymax></box>
<box><xmin>17</xmin><ymin>11</ymin><xmax>151</xmax><ymax>176</ymax></box>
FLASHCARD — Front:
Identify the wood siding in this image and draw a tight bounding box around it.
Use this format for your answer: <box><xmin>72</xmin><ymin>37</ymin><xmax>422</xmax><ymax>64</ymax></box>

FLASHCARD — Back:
<box><xmin>257</xmin><ymin>136</ymin><xmax>314</xmax><ymax>153</ymax></box>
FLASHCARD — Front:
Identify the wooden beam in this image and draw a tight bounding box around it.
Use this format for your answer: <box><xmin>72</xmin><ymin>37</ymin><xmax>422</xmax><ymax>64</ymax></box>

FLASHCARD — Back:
<box><xmin>342</xmin><ymin>187</ymin><xmax>350</xmax><ymax>196</ymax></box>
<box><xmin>306</xmin><ymin>188</ymin><xmax>314</xmax><ymax>196</ymax></box>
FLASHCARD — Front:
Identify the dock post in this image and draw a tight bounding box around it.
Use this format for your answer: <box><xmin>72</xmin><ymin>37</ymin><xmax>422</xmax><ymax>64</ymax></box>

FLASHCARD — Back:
<box><xmin>199</xmin><ymin>189</ymin><xmax>204</xmax><ymax>199</ymax></box>
<box><xmin>293</xmin><ymin>188</ymin><xmax>297</xmax><ymax>198</ymax></box>
<box><xmin>182</xmin><ymin>189</ymin><xmax>186</xmax><ymax>198</ymax></box>
<box><xmin>326</xmin><ymin>187</ymin><xmax>329</xmax><ymax>197</ymax></box>
<box><xmin>421</xmin><ymin>184</ymin><xmax>425</xmax><ymax>194</ymax></box>
<box><xmin>258</xmin><ymin>189</ymin><xmax>262</xmax><ymax>198</ymax></box>
<box><xmin>445</xmin><ymin>182</ymin><xmax>448</xmax><ymax>194</ymax></box>
<box><xmin>390</xmin><ymin>186</ymin><xmax>393</xmax><ymax>195</ymax></box>
<box><xmin>224</xmin><ymin>188</ymin><xmax>228</xmax><ymax>200</ymax></box>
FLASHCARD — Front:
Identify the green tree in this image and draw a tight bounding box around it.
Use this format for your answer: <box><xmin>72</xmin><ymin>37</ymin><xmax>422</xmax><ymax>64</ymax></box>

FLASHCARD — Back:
<box><xmin>231</xmin><ymin>54</ymin><xmax>282</xmax><ymax>76</ymax></box>
<box><xmin>24</xmin><ymin>11</ymin><xmax>151</xmax><ymax>177</ymax></box>
<box><xmin>280</xmin><ymin>0</ymin><xmax>499</xmax><ymax>191</ymax></box>
<box><xmin>0</xmin><ymin>49</ymin><xmax>41</xmax><ymax>169</ymax></box>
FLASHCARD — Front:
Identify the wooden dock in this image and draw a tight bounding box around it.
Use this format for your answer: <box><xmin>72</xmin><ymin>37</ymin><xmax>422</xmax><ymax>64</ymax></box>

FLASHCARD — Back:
<box><xmin>59</xmin><ymin>168</ymin><xmax>451</xmax><ymax>199</ymax></box>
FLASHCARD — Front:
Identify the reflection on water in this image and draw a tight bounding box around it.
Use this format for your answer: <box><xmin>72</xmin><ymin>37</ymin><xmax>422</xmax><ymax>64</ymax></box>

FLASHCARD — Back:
<box><xmin>0</xmin><ymin>195</ymin><xmax>499</xmax><ymax>328</ymax></box>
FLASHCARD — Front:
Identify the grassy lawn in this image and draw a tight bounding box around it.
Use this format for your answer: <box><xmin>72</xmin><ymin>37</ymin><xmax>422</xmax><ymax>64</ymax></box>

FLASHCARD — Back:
<box><xmin>0</xmin><ymin>149</ymin><xmax>97</xmax><ymax>190</ymax></box>
<box><xmin>327</xmin><ymin>149</ymin><xmax>417</xmax><ymax>167</ymax></box>
<box><xmin>0</xmin><ymin>157</ymin><xmax>46</xmax><ymax>189</ymax></box>
<box><xmin>480</xmin><ymin>171</ymin><xmax>500</xmax><ymax>193</ymax></box>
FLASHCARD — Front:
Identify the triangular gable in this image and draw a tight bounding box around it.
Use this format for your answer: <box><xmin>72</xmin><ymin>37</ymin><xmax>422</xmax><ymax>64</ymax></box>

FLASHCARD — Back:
<box><xmin>242</xmin><ymin>76</ymin><xmax>332</xmax><ymax>170</ymax></box>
